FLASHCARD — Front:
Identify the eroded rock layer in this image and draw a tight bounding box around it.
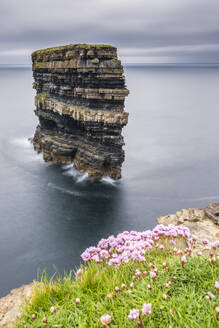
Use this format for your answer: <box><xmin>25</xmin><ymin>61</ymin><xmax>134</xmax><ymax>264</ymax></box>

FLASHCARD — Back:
<box><xmin>32</xmin><ymin>44</ymin><xmax>129</xmax><ymax>179</ymax></box>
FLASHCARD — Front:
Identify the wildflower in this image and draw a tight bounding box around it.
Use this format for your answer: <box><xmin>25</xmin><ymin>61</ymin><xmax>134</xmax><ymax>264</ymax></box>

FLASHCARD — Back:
<box><xmin>181</xmin><ymin>255</ymin><xmax>187</xmax><ymax>266</ymax></box>
<box><xmin>142</xmin><ymin>303</ymin><xmax>152</xmax><ymax>315</ymax></box>
<box><xmin>42</xmin><ymin>317</ymin><xmax>47</xmax><ymax>323</ymax></box>
<box><xmin>197</xmin><ymin>251</ymin><xmax>202</xmax><ymax>257</ymax></box>
<box><xmin>205</xmin><ymin>295</ymin><xmax>210</xmax><ymax>300</ymax></box>
<box><xmin>50</xmin><ymin>306</ymin><xmax>56</xmax><ymax>313</ymax></box>
<box><xmin>163</xmin><ymin>262</ymin><xmax>167</xmax><ymax>269</ymax></box>
<box><xmin>115</xmin><ymin>286</ymin><xmax>119</xmax><ymax>292</ymax></box>
<box><xmin>154</xmin><ymin>268</ymin><xmax>158</xmax><ymax>274</ymax></box>
<box><xmin>214</xmin><ymin>281</ymin><xmax>219</xmax><ymax>294</ymax></box>
<box><xmin>137</xmin><ymin>320</ymin><xmax>143</xmax><ymax>327</ymax></box>
<box><xmin>127</xmin><ymin>290</ymin><xmax>132</xmax><ymax>294</ymax></box>
<box><xmin>147</xmin><ymin>284</ymin><xmax>152</xmax><ymax>290</ymax></box>
<box><xmin>32</xmin><ymin>314</ymin><xmax>36</xmax><ymax>321</ymax></box>
<box><xmin>128</xmin><ymin>309</ymin><xmax>140</xmax><ymax>320</ymax></box>
<box><xmin>173</xmin><ymin>276</ymin><xmax>177</xmax><ymax>281</ymax></box>
<box><xmin>150</xmin><ymin>271</ymin><xmax>157</xmax><ymax>280</ymax></box>
<box><xmin>211</xmin><ymin>256</ymin><xmax>216</xmax><ymax>263</ymax></box>
<box><xmin>100</xmin><ymin>314</ymin><xmax>112</xmax><ymax>326</ymax></box>
<box><xmin>130</xmin><ymin>282</ymin><xmax>134</xmax><ymax>289</ymax></box>
<box><xmin>169</xmin><ymin>309</ymin><xmax>174</xmax><ymax>316</ymax></box>
<box><xmin>202</xmin><ymin>239</ymin><xmax>209</xmax><ymax>245</ymax></box>
<box><xmin>215</xmin><ymin>307</ymin><xmax>219</xmax><ymax>314</ymax></box>
<box><xmin>107</xmin><ymin>293</ymin><xmax>114</xmax><ymax>299</ymax></box>
<box><xmin>148</xmin><ymin>263</ymin><xmax>154</xmax><ymax>269</ymax></box>
<box><xmin>165</xmin><ymin>283</ymin><xmax>170</xmax><ymax>289</ymax></box>
<box><xmin>76</xmin><ymin>268</ymin><xmax>82</xmax><ymax>276</ymax></box>
<box><xmin>132</xmin><ymin>275</ymin><xmax>137</xmax><ymax>280</ymax></box>
<box><xmin>163</xmin><ymin>294</ymin><xmax>167</xmax><ymax>300</ymax></box>
<box><xmin>143</xmin><ymin>270</ymin><xmax>147</xmax><ymax>275</ymax></box>
<box><xmin>75</xmin><ymin>298</ymin><xmax>80</xmax><ymax>305</ymax></box>
<box><xmin>121</xmin><ymin>283</ymin><xmax>126</xmax><ymax>290</ymax></box>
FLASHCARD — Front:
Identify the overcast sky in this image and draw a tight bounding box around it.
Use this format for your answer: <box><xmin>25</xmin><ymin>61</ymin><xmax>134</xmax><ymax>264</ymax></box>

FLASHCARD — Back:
<box><xmin>1</xmin><ymin>0</ymin><xmax>219</xmax><ymax>64</ymax></box>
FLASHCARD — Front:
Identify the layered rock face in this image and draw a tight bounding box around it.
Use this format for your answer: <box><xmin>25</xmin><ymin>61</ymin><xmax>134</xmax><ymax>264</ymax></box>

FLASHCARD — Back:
<box><xmin>32</xmin><ymin>44</ymin><xmax>129</xmax><ymax>179</ymax></box>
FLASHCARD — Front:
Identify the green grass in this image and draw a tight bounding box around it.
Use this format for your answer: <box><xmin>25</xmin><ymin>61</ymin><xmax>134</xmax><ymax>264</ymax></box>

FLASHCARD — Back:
<box><xmin>15</xmin><ymin>250</ymin><xmax>219</xmax><ymax>327</ymax></box>
<box><xmin>32</xmin><ymin>44</ymin><xmax>116</xmax><ymax>56</ymax></box>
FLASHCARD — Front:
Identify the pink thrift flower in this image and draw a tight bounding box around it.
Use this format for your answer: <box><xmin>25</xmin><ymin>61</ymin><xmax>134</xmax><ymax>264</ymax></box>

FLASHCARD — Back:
<box><xmin>215</xmin><ymin>281</ymin><xmax>219</xmax><ymax>293</ymax></box>
<box><xmin>150</xmin><ymin>271</ymin><xmax>157</xmax><ymax>280</ymax></box>
<box><xmin>147</xmin><ymin>284</ymin><xmax>152</xmax><ymax>290</ymax></box>
<box><xmin>181</xmin><ymin>255</ymin><xmax>187</xmax><ymax>266</ymax></box>
<box><xmin>142</xmin><ymin>303</ymin><xmax>152</xmax><ymax>315</ymax></box>
<box><xmin>130</xmin><ymin>282</ymin><xmax>134</xmax><ymax>289</ymax></box>
<box><xmin>211</xmin><ymin>256</ymin><xmax>216</xmax><ymax>263</ymax></box>
<box><xmin>128</xmin><ymin>309</ymin><xmax>140</xmax><ymax>320</ymax></box>
<box><xmin>121</xmin><ymin>283</ymin><xmax>126</xmax><ymax>290</ymax></box>
<box><xmin>202</xmin><ymin>239</ymin><xmax>209</xmax><ymax>245</ymax></box>
<box><xmin>148</xmin><ymin>263</ymin><xmax>154</xmax><ymax>269</ymax></box>
<box><xmin>75</xmin><ymin>298</ymin><xmax>80</xmax><ymax>305</ymax></box>
<box><xmin>100</xmin><ymin>314</ymin><xmax>112</xmax><ymax>326</ymax></box>
<box><xmin>50</xmin><ymin>306</ymin><xmax>56</xmax><ymax>313</ymax></box>
<box><xmin>76</xmin><ymin>268</ymin><xmax>82</xmax><ymax>276</ymax></box>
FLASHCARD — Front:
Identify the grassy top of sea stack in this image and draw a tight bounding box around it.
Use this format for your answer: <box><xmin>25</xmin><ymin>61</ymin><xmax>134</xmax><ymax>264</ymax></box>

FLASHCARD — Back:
<box><xmin>32</xmin><ymin>44</ymin><xmax>117</xmax><ymax>61</ymax></box>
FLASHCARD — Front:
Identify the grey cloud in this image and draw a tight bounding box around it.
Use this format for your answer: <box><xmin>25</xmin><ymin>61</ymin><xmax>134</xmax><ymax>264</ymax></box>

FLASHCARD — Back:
<box><xmin>0</xmin><ymin>0</ymin><xmax>219</xmax><ymax>63</ymax></box>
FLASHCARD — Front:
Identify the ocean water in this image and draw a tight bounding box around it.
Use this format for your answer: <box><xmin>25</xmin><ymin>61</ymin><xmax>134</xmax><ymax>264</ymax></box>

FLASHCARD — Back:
<box><xmin>0</xmin><ymin>64</ymin><xmax>219</xmax><ymax>297</ymax></box>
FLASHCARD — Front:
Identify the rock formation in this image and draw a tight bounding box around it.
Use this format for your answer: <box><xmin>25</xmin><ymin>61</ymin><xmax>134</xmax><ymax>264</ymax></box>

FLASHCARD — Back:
<box><xmin>157</xmin><ymin>205</ymin><xmax>219</xmax><ymax>253</ymax></box>
<box><xmin>31</xmin><ymin>44</ymin><xmax>129</xmax><ymax>179</ymax></box>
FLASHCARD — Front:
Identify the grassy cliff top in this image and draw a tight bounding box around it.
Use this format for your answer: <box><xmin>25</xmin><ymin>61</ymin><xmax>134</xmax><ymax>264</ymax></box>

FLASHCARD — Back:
<box><xmin>32</xmin><ymin>44</ymin><xmax>116</xmax><ymax>57</ymax></box>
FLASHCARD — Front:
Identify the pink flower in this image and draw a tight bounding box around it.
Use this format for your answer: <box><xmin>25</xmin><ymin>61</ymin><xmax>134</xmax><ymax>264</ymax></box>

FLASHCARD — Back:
<box><xmin>215</xmin><ymin>281</ymin><xmax>219</xmax><ymax>294</ymax></box>
<box><xmin>50</xmin><ymin>306</ymin><xmax>56</xmax><ymax>313</ymax></box>
<box><xmin>76</xmin><ymin>268</ymin><xmax>82</xmax><ymax>276</ymax></box>
<box><xmin>100</xmin><ymin>314</ymin><xmax>112</xmax><ymax>326</ymax></box>
<box><xmin>114</xmin><ymin>286</ymin><xmax>119</xmax><ymax>292</ymax></box>
<box><xmin>150</xmin><ymin>271</ymin><xmax>157</xmax><ymax>280</ymax></box>
<box><xmin>211</xmin><ymin>256</ymin><xmax>216</xmax><ymax>263</ymax></box>
<box><xmin>163</xmin><ymin>262</ymin><xmax>167</xmax><ymax>268</ymax></box>
<box><xmin>128</xmin><ymin>309</ymin><xmax>140</xmax><ymax>320</ymax></box>
<box><xmin>142</xmin><ymin>303</ymin><xmax>152</xmax><ymax>315</ymax></box>
<box><xmin>202</xmin><ymin>239</ymin><xmax>209</xmax><ymax>245</ymax></box>
<box><xmin>181</xmin><ymin>255</ymin><xmax>187</xmax><ymax>266</ymax></box>
<box><xmin>75</xmin><ymin>298</ymin><xmax>80</xmax><ymax>305</ymax></box>
<box><xmin>147</xmin><ymin>284</ymin><xmax>152</xmax><ymax>290</ymax></box>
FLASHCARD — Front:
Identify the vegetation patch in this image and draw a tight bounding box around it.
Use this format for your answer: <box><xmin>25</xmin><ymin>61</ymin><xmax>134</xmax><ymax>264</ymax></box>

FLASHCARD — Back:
<box><xmin>15</xmin><ymin>225</ymin><xmax>219</xmax><ymax>327</ymax></box>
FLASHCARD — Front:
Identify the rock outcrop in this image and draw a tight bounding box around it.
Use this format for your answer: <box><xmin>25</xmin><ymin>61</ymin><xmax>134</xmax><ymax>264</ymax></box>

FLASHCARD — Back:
<box><xmin>31</xmin><ymin>44</ymin><xmax>129</xmax><ymax>179</ymax></box>
<box><xmin>157</xmin><ymin>205</ymin><xmax>219</xmax><ymax>253</ymax></box>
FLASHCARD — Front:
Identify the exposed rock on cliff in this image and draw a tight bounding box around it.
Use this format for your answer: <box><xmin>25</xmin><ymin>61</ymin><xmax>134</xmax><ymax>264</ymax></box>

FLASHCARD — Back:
<box><xmin>157</xmin><ymin>205</ymin><xmax>219</xmax><ymax>253</ymax></box>
<box><xmin>31</xmin><ymin>44</ymin><xmax>129</xmax><ymax>179</ymax></box>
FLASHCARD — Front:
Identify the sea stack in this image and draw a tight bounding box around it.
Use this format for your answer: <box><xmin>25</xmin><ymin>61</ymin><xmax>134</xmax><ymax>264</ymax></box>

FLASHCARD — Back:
<box><xmin>31</xmin><ymin>44</ymin><xmax>129</xmax><ymax>179</ymax></box>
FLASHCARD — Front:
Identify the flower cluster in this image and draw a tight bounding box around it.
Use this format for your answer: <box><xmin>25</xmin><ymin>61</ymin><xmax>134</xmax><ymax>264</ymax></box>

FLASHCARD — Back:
<box><xmin>81</xmin><ymin>224</ymin><xmax>193</xmax><ymax>267</ymax></box>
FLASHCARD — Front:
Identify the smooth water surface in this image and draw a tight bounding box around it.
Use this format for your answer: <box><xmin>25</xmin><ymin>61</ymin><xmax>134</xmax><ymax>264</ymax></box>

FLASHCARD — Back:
<box><xmin>0</xmin><ymin>64</ymin><xmax>219</xmax><ymax>296</ymax></box>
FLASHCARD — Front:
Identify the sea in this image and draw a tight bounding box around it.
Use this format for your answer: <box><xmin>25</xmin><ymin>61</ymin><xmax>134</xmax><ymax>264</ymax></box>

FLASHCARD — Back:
<box><xmin>0</xmin><ymin>64</ymin><xmax>219</xmax><ymax>297</ymax></box>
